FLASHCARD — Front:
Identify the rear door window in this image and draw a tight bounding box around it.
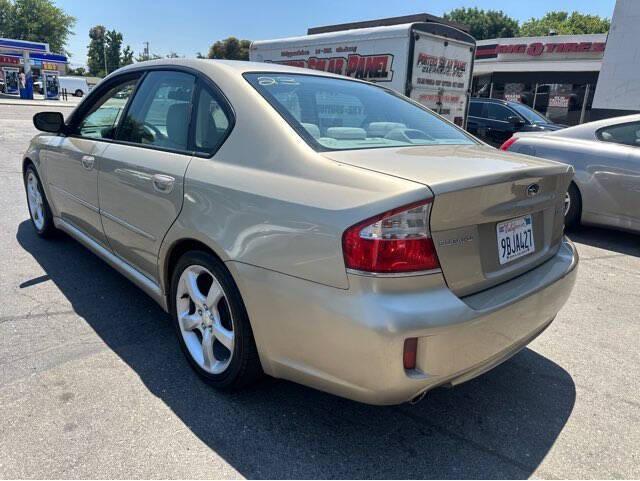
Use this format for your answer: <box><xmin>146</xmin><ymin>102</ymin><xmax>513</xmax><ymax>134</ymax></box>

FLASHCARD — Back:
<box><xmin>596</xmin><ymin>121</ymin><xmax>640</xmax><ymax>148</ymax></box>
<box><xmin>117</xmin><ymin>70</ymin><xmax>196</xmax><ymax>151</ymax></box>
<box><xmin>468</xmin><ymin>102</ymin><xmax>484</xmax><ymax>117</ymax></box>
<box><xmin>194</xmin><ymin>85</ymin><xmax>232</xmax><ymax>154</ymax></box>
<box><xmin>486</xmin><ymin>104</ymin><xmax>513</xmax><ymax>122</ymax></box>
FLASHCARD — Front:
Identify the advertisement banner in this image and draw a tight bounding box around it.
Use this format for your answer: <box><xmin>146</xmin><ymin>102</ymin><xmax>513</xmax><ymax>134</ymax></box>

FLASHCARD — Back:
<box><xmin>43</xmin><ymin>70</ymin><xmax>60</xmax><ymax>100</ymax></box>
<box><xmin>2</xmin><ymin>67</ymin><xmax>20</xmax><ymax>95</ymax></box>
<box><xmin>410</xmin><ymin>36</ymin><xmax>474</xmax><ymax>126</ymax></box>
<box><xmin>250</xmin><ymin>32</ymin><xmax>411</xmax><ymax>95</ymax></box>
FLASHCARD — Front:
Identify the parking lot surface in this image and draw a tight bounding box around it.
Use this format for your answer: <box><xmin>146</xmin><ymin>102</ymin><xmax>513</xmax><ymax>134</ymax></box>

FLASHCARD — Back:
<box><xmin>0</xmin><ymin>103</ymin><xmax>639</xmax><ymax>479</ymax></box>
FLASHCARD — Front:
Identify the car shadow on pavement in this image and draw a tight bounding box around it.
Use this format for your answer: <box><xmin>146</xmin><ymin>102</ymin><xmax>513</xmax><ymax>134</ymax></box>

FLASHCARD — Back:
<box><xmin>17</xmin><ymin>221</ymin><xmax>576</xmax><ymax>479</ymax></box>
<box><xmin>568</xmin><ymin>225</ymin><xmax>639</xmax><ymax>257</ymax></box>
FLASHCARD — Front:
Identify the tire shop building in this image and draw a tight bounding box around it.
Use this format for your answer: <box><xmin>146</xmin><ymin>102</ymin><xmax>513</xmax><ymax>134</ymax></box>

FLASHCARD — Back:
<box><xmin>472</xmin><ymin>33</ymin><xmax>607</xmax><ymax>126</ymax></box>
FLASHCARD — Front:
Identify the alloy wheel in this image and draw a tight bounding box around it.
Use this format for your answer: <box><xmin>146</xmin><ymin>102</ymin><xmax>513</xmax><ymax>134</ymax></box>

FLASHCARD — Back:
<box><xmin>563</xmin><ymin>192</ymin><xmax>571</xmax><ymax>217</ymax></box>
<box><xmin>26</xmin><ymin>172</ymin><xmax>45</xmax><ymax>231</ymax></box>
<box><xmin>176</xmin><ymin>265</ymin><xmax>235</xmax><ymax>374</ymax></box>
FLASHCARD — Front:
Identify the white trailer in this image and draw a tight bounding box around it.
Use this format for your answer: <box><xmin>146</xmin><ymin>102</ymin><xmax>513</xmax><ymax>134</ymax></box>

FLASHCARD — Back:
<box><xmin>250</xmin><ymin>16</ymin><xmax>476</xmax><ymax>126</ymax></box>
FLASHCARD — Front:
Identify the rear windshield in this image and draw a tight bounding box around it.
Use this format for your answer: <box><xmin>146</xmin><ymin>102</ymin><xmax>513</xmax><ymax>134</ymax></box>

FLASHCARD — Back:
<box><xmin>244</xmin><ymin>73</ymin><xmax>476</xmax><ymax>151</ymax></box>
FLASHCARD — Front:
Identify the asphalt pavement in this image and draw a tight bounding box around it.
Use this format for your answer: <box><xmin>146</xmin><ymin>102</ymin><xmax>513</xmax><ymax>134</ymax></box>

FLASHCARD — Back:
<box><xmin>0</xmin><ymin>103</ymin><xmax>638</xmax><ymax>479</ymax></box>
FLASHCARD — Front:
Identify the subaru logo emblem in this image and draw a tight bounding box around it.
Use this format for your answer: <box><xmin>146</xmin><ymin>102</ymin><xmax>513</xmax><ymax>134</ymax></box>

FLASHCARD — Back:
<box><xmin>527</xmin><ymin>183</ymin><xmax>540</xmax><ymax>197</ymax></box>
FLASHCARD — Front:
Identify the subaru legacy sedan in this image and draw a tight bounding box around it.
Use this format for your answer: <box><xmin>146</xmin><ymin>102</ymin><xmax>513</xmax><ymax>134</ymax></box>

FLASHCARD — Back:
<box><xmin>23</xmin><ymin>60</ymin><xmax>578</xmax><ymax>405</ymax></box>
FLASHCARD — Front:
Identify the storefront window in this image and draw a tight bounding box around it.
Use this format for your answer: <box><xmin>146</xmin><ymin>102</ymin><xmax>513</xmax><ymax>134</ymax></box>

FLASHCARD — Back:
<box><xmin>472</xmin><ymin>76</ymin><xmax>596</xmax><ymax>126</ymax></box>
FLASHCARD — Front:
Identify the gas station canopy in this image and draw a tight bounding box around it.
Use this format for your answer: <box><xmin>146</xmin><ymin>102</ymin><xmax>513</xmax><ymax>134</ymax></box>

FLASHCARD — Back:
<box><xmin>0</xmin><ymin>37</ymin><xmax>67</xmax><ymax>72</ymax></box>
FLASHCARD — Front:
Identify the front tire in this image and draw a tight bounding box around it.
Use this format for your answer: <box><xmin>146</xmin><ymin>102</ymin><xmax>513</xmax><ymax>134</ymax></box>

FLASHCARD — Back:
<box><xmin>169</xmin><ymin>250</ymin><xmax>262</xmax><ymax>389</ymax></box>
<box><xmin>74</xmin><ymin>89</ymin><xmax>84</xmax><ymax>97</ymax></box>
<box><xmin>24</xmin><ymin>165</ymin><xmax>56</xmax><ymax>238</ymax></box>
<box><xmin>564</xmin><ymin>182</ymin><xmax>582</xmax><ymax>229</ymax></box>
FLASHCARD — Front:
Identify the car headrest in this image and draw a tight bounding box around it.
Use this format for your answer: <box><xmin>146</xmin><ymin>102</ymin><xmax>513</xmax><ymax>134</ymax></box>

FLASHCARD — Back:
<box><xmin>166</xmin><ymin>102</ymin><xmax>190</xmax><ymax>148</ymax></box>
<box><xmin>326</xmin><ymin>127</ymin><xmax>367</xmax><ymax>140</ymax></box>
<box><xmin>301</xmin><ymin>123</ymin><xmax>321</xmax><ymax>139</ymax></box>
<box><xmin>367</xmin><ymin>122</ymin><xmax>406</xmax><ymax>137</ymax></box>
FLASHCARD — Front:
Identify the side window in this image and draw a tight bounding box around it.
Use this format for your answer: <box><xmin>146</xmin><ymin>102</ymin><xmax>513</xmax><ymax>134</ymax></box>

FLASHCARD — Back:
<box><xmin>194</xmin><ymin>86</ymin><xmax>231</xmax><ymax>153</ymax></box>
<box><xmin>468</xmin><ymin>102</ymin><xmax>484</xmax><ymax>117</ymax></box>
<box><xmin>486</xmin><ymin>104</ymin><xmax>513</xmax><ymax>122</ymax></box>
<box><xmin>596</xmin><ymin>122</ymin><xmax>640</xmax><ymax>148</ymax></box>
<box><xmin>75</xmin><ymin>79</ymin><xmax>137</xmax><ymax>139</ymax></box>
<box><xmin>118</xmin><ymin>71</ymin><xmax>196</xmax><ymax>151</ymax></box>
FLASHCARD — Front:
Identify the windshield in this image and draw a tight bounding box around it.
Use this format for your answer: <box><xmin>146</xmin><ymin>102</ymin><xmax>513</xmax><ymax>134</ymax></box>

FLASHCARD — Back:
<box><xmin>509</xmin><ymin>102</ymin><xmax>550</xmax><ymax>124</ymax></box>
<box><xmin>244</xmin><ymin>73</ymin><xmax>476</xmax><ymax>151</ymax></box>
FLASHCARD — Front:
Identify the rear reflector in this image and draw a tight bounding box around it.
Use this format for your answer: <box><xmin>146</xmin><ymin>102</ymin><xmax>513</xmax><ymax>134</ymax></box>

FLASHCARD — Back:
<box><xmin>403</xmin><ymin>338</ymin><xmax>418</xmax><ymax>370</ymax></box>
<box><xmin>342</xmin><ymin>199</ymin><xmax>440</xmax><ymax>273</ymax></box>
<box><xmin>500</xmin><ymin>137</ymin><xmax>518</xmax><ymax>151</ymax></box>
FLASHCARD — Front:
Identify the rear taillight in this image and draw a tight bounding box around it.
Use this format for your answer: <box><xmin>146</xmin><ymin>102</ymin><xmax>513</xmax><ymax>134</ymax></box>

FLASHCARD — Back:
<box><xmin>500</xmin><ymin>137</ymin><xmax>518</xmax><ymax>151</ymax></box>
<box><xmin>342</xmin><ymin>199</ymin><xmax>440</xmax><ymax>273</ymax></box>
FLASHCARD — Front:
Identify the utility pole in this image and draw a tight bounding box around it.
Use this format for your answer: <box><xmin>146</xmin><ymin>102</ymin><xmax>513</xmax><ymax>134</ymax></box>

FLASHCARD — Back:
<box><xmin>103</xmin><ymin>39</ymin><xmax>108</xmax><ymax>75</ymax></box>
<box><xmin>143</xmin><ymin>41</ymin><xmax>150</xmax><ymax>61</ymax></box>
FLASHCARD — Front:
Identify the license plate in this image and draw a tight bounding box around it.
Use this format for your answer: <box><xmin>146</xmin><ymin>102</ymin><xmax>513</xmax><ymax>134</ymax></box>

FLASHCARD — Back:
<box><xmin>497</xmin><ymin>215</ymin><xmax>535</xmax><ymax>265</ymax></box>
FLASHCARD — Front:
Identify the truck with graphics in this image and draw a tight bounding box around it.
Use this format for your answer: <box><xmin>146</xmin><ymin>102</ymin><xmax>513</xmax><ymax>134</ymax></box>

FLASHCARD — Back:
<box><xmin>250</xmin><ymin>14</ymin><xmax>476</xmax><ymax>126</ymax></box>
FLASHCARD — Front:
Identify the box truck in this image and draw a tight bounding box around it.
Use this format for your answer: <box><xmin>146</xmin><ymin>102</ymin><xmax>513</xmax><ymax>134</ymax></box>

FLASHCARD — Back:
<box><xmin>250</xmin><ymin>14</ymin><xmax>476</xmax><ymax>126</ymax></box>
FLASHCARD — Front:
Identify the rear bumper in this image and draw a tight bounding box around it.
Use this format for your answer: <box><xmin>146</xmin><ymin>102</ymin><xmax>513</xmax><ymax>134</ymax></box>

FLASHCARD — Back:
<box><xmin>229</xmin><ymin>237</ymin><xmax>578</xmax><ymax>405</ymax></box>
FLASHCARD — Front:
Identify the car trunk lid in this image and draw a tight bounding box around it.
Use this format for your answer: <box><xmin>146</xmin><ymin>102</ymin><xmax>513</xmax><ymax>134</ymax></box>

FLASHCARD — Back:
<box><xmin>323</xmin><ymin>145</ymin><xmax>573</xmax><ymax>297</ymax></box>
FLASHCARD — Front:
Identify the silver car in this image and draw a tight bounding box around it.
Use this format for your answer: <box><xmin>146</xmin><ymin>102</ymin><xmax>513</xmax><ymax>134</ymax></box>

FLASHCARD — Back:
<box><xmin>503</xmin><ymin>114</ymin><xmax>640</xmax><ymax>233</ymax></box>
<box><xmin>23</xmin><ymin>60</ymin><xmax>578</xmax><ymax>405</ymax></box>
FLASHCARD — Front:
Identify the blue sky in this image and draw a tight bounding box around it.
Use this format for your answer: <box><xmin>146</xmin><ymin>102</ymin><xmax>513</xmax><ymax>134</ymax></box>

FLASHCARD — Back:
<box><xmin>57</xmin><ymin>0</ymin><xmax>617</xmax><ymax>67</ymax></box>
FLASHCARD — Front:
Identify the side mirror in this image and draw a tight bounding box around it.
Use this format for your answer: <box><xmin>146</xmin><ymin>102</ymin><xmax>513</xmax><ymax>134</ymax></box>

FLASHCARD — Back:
<box><xmin>33</xmin><ymin>111</ymin><xmax>66</xmax><ymax>134</ymax></box>
<box><xmin>508</xmin><ymin>116</ymin><xmax>525</xmax><ymax>129</ymax></box>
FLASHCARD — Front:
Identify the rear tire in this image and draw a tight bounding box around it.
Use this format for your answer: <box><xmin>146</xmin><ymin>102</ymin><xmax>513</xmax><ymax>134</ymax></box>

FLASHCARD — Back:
<box><xmin>169</xmin><ymin>250</ymin><xmax>262</xmax><ymax>389</ymax></box>
<box><xmin>564</xmin><ymin>182</ymin><xmax>582</xmax><ymax>230</ymax></box>
<box><xmin>24</xmin><ymin>165</ymin><xmax>56</xmax><ymax>238</ymax></box>
<box><xmin>74</xmin><ymin>89</ymin><xmax>83</xmax><ymax>97</ymax></box>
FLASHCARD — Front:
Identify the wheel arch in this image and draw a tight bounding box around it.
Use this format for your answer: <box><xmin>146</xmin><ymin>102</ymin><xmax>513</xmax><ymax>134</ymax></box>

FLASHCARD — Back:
<box><xmin>161</xmin><ymin>236</ymin><xmax>230</xmax><ymax>301</ymax></box>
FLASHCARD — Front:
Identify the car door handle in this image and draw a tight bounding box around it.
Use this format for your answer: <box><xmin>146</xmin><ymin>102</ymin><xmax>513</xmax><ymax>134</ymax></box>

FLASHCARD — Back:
<box><xmin>151</xmin><ymin>174</ymin><xmax>175</xmax><ymax>194</ymax></box>
<box><xmin>81</xmin><ymin>155</ymin><xmax>95</xmax><ymax>170</ymax></box>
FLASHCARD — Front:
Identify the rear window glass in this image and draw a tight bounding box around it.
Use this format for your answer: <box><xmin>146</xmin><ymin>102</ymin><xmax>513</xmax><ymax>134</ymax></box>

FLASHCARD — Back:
<box><xmin>244</xmin><ymin>73</ymin><xmax>476</xmax><ymax>151</ymax></box>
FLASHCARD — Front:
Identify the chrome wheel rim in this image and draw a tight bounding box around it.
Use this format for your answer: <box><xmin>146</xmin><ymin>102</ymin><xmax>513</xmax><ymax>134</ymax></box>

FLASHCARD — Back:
<box><xmin>563</xmin><ymin>192</ymin><xmax>571</xmax><ymax>217</ymax></box>
<box><xmin>26</xmin><ymin>172</ymin><xmax>45</xmax><ymax>230</ymax></box>
<box><xmin>176</xmin><ymin>265</ymin><xmax>235</xmax><ymax>374</ymax></box>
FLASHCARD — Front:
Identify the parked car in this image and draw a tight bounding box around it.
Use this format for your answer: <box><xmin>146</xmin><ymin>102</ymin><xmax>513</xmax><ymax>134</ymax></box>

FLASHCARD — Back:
<box><xmin>467</xmin><ymin>98</ymin><xmax>565</xmax><ymax>146</ymax></box>
<box><xmin>58</xmin><ymin>76</ymin><xmax>90</xmax><ymax>97</ymax></box>
<box><xmin>502</xmin><ymin>114</ymin><xmax>640</xmax><ymax>233</ymax></box>
<box><xmin>23</xmin><ymin>60</ymin><xmax>578</xmax><ymax>405</ymax></box>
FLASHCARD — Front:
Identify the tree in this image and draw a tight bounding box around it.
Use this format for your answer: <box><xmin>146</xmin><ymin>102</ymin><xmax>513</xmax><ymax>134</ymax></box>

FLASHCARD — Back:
<box><xmin>166</xmin><ymin>51</ymin><xmax>181</xmax><ymax>58</ymax></box>
<box><xmin>0</xmin><ymin>0</ymin><xmax>75</xmax><ymax>54</ymax></box>
<box><xmin>87</xmin><ymin>25</ymin><xmax>106</xmax><ymax>76</ymax></box>
<box><xmin>444</xmin><ymin>8</ymin><xmax>519</xmax><ymax>40</ymax></box>
<box><xmin>66</xmin><ymin>66</ymin><xmax>87</xmax><ymax>76</ymax></box>
<box><xmin>207</xmin><ymin>37</ymin><xmax>251</xmax><ymax>60</ymax></box>
<box><xmin>520</xmin><ymin>11</ymin><xmax>610</xmax><ymax>36</ymax></box>
<box><xmin>120</xmin><ymin>45</ymin><xmax>134</xmax><ymax>66</ymax></box>
<box><xmin>104</xmin><ymin>29</ymin><xmax>123</xmax><ymax>73</ymax></box>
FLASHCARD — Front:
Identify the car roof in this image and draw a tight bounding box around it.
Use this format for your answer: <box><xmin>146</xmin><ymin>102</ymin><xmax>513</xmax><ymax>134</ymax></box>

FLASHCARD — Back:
<box><xmin>470</xmin><ymin>97</ymin><xmax>515</xmax><ymax>106</ymax></box>
<box><xmin>112</xmin><ymin>58</ymin><xmax>352</xmax><ymax>81</ymax></box>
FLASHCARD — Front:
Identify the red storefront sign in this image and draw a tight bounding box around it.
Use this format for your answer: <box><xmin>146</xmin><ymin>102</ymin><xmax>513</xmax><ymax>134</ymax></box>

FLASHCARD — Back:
<box><xmin>476</xmin><ymin>41</ymin><xmax>606</xmax><ymax>59</ymax></box>
<box><xmin>0</xmin><ymin>55</ymin><xmax>20</xmax><ymax>65</ymax></box>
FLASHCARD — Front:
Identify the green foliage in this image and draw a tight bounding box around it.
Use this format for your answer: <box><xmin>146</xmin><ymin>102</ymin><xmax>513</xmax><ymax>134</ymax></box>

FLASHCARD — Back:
<box><xmin>120</xmin><ymin>45</ymin><xmax>134</xmax><ymax>66</ymax></box>
<box><xmin>66</xmin><ymin>66</ymin><xmax>87</xmax><ymax>76</ymax></box>
<box><xmin>87</xmin><ymin>25</ymin><xmax>106</xmax><ymax>76</ymax></box>
<box><xmin>104</xmin><ymin>29</ymin><xmax>122</xmax><ymax>73</ymax></box>
<box><xmin>207</xmin><ymin>37</ymin><xmax>251</xmax><ymax>60</ymax></box>
<box><xmin>519</xmin><ymin>11</ymin><xmax>611</xmax><ymax>36</ymax></box>
<box><xmin>444</xmin><ymin>7</ymin><xmax>519</xmax><ymax>40</ymax></box>
<box><xmin>87</xmin><ymin>25</ymin><xmax>134</xmax><ymax>76</ymax></box>
<box><xmin>0</xmin><ymin>0</ymin><xmax>75</xmax><ymax>54</ymax></box>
